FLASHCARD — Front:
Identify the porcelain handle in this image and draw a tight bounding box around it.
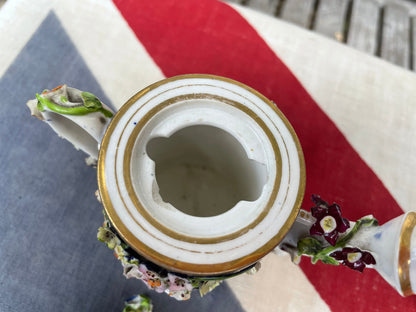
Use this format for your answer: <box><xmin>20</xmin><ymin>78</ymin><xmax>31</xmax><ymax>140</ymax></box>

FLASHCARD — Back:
<box><xmin>26</xmin><ymin>85</ymin><xmax>114</xmax><ymax>162</ymax></box>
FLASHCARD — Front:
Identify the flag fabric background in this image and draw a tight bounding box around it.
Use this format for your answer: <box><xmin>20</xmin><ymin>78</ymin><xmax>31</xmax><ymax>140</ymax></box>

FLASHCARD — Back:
<box><xmin>1</xmin><ymin>0</ymin><xmax>416</xmax><ymax>311</ymax></box>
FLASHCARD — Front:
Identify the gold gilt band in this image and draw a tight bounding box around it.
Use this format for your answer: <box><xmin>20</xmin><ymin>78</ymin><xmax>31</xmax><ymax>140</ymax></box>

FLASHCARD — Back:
<box><xmin>398</xmin><ymin>211</ymin><xmax>416</xmax><ymax>296</ymax></box>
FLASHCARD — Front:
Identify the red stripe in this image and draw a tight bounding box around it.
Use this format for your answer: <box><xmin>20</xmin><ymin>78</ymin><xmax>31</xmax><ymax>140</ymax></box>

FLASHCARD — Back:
<box><xmin>113</xmin><ymin>0</ymin><xmax>415</xmax><ymax>310</ymax></box>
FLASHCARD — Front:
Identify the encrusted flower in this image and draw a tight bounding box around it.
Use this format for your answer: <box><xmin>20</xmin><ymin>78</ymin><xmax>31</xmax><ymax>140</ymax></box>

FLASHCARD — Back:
<box><xmin>309</xmin><ymin>195</ymin><xmax>350</xmax><ymax>246</ymax></box>
<box><xmin>167</xmin><ymin>273</ymin><xmax>193</xmax><ymax>292</ymax></box>
<box><xmin>97</xmin><ymin>212</ymin><xmax>231</xmax><ymax>300</ymax></box>
<box><xmin>123</xmin><ymin>263</ymin><xmax>145</xmax><ymax>280</ymax></box>
<box><xmin>330</xmin><ymin>247</ymin><xmax>376</xmax><ymax>272</ymax></box>
<box><xmin>138</xmin><ymin>264</ymin><xmax>168</xmax><ymax>293</ymax></box>
<box><xmin>123</xmin><ymin>294</ymin><xmax>153</xmax><ymax>312</ymax></box>
<box><xmin>198</xmin><ymin>280</ymin><xmax>222</xmax><ymax>297</ymax></box>
<box><xmin>97</xmin><ymin>227</ymin><xmax>121</xmax><ymax>249</ymax></box>
<box><xmin>114</xmin><ymin>245</ymin><xmax>130</xmax><ymax>262</ymax></box>
<box><xmin>166</xmin><ymin>273</ymin><xmax>193</xmax><ymax>300</ymax></box>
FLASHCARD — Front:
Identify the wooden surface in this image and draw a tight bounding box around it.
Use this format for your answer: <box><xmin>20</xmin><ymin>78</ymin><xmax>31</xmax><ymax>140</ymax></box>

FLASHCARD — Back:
<box><xmin>348</xmin><ymin>0</ymin><xmax>381</xmax><ymax>55</ymax></box>
<box><xmin>413</xmin><ymin>16</ymin><xmax>416</xmax><ymax>68</ymax></box>
<box><xmin>381</xmin><ymin>3</ymin><xmax>410</xmax><ymax>67</ymax></box>
<box><xmin>314</xmin><ymin>0</ymin><xmax>350</xmax><ymax>41</ymax></box>
<box><xmin>244</xmin><ymin>0</ymin><xmax>279</xmax><ymax>14</ymax></box>
<box><xmin>279</xmin><ymin>0</ymin><xmax>316</xmax><ymax>28</ymax></box>
<box><xmin>233</xmin><ymin>0</ymin><xmax>416</xmax><ymax>71</ymax></box>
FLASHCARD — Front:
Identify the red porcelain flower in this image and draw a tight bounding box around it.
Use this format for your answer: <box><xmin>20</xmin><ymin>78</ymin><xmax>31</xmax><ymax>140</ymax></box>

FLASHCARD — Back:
<box><xmin>330</xmin><ymin>247</ymin><xmax>376</xmax><ymax>272</ymax></box>
<box><xmin>309</xmin><ymin>195</ymin><xmax>350</xmax><ymax>246</ymax></box>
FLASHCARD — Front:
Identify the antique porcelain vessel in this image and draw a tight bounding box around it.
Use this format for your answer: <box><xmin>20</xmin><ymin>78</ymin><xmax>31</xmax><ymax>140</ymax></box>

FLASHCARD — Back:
<box><xmin>27</xmin><ymin>74</ymin><xmax>416</xmax><ymax>300</ymax></box>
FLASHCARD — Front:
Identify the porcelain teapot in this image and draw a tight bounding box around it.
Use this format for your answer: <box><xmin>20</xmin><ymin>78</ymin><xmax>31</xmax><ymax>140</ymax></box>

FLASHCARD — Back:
<box><xmin>27</xmin><ymin>74</ymin><xmax>416</xmax><ymax>301</ymax></box>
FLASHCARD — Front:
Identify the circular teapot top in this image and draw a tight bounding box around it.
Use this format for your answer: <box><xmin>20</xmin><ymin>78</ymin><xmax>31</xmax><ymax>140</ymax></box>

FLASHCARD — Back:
<box><xmin>98</xmin><ymin>74</ymin><xmax>305</xmax><ymax>276</ymax></box>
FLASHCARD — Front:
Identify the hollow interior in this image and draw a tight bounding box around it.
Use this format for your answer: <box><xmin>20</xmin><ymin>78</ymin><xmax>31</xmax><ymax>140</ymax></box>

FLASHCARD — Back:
<box><xmin>146</xmin><ymin>125</ymin><xmax>267</xmax><ymax>217</ymax></box>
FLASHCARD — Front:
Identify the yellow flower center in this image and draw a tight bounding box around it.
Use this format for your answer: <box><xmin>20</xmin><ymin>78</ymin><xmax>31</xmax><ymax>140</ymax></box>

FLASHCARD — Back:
<box><xmin>347</xmin><ymin>252</ymin><xmax>362</xmax><ymax>263</ymax></box>
<box><xmin>320</xmin><ymin>216</ymin><xmax>337</xmax><ymax>233</ymax></box>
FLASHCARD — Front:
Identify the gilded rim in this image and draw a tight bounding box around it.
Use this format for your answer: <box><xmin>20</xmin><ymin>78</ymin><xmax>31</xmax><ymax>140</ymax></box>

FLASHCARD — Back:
<box><xmin>97</xmin><ymin>74</ymin><xmax>306</xmax><ymax>275</ymax></box>
<box><xmin>398</xmin><ymin>211</ymin><xmax>416</xmax><ymax>296</ymax></box>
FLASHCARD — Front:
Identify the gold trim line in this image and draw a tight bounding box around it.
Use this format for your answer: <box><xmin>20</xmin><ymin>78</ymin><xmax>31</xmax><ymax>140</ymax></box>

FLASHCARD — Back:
<box><xmin>398</xmin><ymin>211</ymin><xmax>416</xmax><ymax>296</ymax></box>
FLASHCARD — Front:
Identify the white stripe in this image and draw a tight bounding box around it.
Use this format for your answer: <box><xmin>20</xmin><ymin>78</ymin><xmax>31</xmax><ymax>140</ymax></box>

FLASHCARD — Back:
<box><xmin>227</xmin><ymin>253</ymin><xmax>331</xmax><ymax>312</ymax></box>
<box><xmin>234</xmin><ymin>4</ymin><xmax>416</xmax><ymax>214</ymax></box>
<box><xmin>0</xmin><ymin>0</ymin><xmax>58</xmax><ymax>77</ymax></box>
<box><xmin>52</xmin><ymin>0</ymin><xmax>165</xmax><ymax>108</ymax></box>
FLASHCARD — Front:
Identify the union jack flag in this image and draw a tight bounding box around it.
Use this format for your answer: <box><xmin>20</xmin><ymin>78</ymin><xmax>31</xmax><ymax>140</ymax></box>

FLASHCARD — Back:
<box><xmin>0</xmin><ymin>0</ymin><xmax>415</xmax><ymax>311</ymax></box>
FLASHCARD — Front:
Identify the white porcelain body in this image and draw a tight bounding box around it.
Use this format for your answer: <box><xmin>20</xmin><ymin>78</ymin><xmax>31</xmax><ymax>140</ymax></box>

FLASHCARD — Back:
<box><xmin>97</xmin><ymin>75</ymin><xmax>305</xmax><ymax>275</ymax></box>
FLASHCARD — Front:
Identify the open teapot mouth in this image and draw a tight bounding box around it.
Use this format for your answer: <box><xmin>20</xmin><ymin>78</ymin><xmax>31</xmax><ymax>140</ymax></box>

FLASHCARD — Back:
<box><xmin>97</xmin><ymin>75</ymin><xmax>306</xmax><ymax>276</ymax></box>
<box><xmin>146</xmin><ymin>124</ymin><xmax>268</xmax><ymax>218</ymax></box>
